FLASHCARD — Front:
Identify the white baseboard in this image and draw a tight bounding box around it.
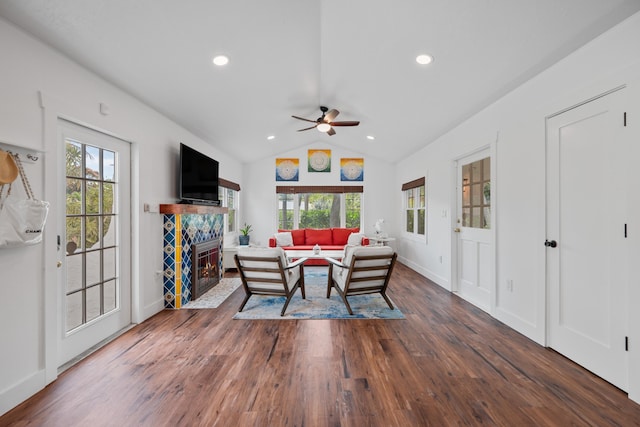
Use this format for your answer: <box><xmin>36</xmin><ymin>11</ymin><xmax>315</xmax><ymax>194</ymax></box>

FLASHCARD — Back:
<box><xmin>140</xmin><ymin>299</ymin><xmax>165</xmax><ymax>322</ymax></box>
<box><xmin>0</xmin><ymin>370</ymin><xmax>45</xmax><ymax>416</ymax></box>
<box><xmin>398</xmin><ymin>256</ymin><xmax>450</xmax><ymax>291</ymax></box>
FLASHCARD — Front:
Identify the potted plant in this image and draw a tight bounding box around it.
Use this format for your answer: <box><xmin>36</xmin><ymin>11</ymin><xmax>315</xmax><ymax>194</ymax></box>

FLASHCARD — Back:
<box><xmin>239</xmin><ymin>223</ymin><xmax>252</xmax><ymax>246</ymax></box>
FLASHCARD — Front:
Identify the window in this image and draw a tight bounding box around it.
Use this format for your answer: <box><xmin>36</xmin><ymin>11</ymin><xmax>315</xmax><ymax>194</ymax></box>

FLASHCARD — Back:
<box><xmin>276</xmin><ymin>186</ymin><xmax>362</xmax><ymax>230</ymax></box>
<box><xmin>402</xmin><ymin>177</ymin><xmax>426</xmax><ymax>237</ymax></box>
<box><xmin>461</xmin><ymin>157</ymin><xmax>490</xmax><ymax>229</ymax></box>
<box><xmin>218</xmin><ymin>178</ymin><xmax>240</xmax><ymax>233</ymax></box>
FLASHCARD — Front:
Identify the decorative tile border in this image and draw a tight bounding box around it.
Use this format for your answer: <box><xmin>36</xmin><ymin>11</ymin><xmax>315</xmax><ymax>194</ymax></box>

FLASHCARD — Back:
<box><xmin>163</xmin><ymin>213</ymin><xmax>224</xmax><ymax>308</ymax></box>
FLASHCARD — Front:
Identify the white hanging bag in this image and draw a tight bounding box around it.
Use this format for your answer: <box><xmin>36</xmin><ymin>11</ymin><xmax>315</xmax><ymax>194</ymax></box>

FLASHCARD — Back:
<box><xmin>0</xmin><ymin>153</ymin><xmax>49</xmax><ymax>248</ymax></box>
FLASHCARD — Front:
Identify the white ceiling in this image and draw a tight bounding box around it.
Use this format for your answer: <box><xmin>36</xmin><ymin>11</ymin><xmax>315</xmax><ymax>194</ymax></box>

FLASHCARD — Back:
<box><xmin>1</xmin><ymin>0</ymin><xmax>639</xmax><ymax>163</ymax></box>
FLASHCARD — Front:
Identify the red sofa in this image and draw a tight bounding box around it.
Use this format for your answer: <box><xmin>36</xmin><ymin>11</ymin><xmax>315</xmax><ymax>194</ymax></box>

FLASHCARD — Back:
<box><xmin>268</xmin><ymin>228</ymin><xmax>369</xmax><ymax>265</ymax></box>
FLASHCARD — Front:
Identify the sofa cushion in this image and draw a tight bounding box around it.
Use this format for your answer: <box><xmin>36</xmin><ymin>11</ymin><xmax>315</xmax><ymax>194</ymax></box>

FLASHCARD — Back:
<box><xmin>347</xmin><ymin>232</ymin><xmax>366</xmax><ymax>246</ymax></box>
<box><xmin>274</xmin><ymin>231</ymin><xmax>293</xmax><ymax>247</ymax></box>
<box><xmin>305</xmin><ymin>228</ymin><xmax>333</xmax><ymax>245</ymax></box>
<box><xmin>332</xmin><ymin>227</ymin><xmax>359</xmax><ymax>245</ymax></box>
<box><xmin>279</xmin><ymin>229</ymin><xmax>306</xmax><ymax>246</ymax></box>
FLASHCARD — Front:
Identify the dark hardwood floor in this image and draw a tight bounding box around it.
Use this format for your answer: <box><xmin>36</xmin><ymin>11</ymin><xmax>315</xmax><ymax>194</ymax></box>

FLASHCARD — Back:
<box><xmin>2</xmin><ymin>263</ymin><xmax>640</xmax><ymax>426</ymax></box>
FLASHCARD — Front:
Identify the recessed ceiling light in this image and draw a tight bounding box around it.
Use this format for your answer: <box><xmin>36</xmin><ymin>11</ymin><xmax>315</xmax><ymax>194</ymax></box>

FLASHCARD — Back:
<box><xmin>367</xmin><ymin>135</ymin><xmax>375</xmax><ymax>140</ymax></box>
<box><xmin>212</xmin><ymin>55</ymin><xmax>229</xmax><ymax>66</ymax></box>
<box><xmin>267</xmin><ymin>135</ymin><xmax>275</xmax><ymax>140</ymax></box>
<box><xmin>416</xmin><ymin>54</ymin><xmax>433</xmax><ymax>65</ymax></box>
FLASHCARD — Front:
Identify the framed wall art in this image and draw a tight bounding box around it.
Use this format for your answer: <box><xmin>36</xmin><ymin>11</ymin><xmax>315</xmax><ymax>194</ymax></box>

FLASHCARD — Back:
<box><xmin>340</xmin><ymin>158</ymin><xmax>364</xmax><ymax>181</ymax></box>
<box><xmin>275</xmin><ymin>158</ymin><xmax>299</xmax><ymax>181</ymax></box>
<box><xmin>308</xmin><ymin>149</ymin><xmax>331</xmax><ymax>172</ymax></box>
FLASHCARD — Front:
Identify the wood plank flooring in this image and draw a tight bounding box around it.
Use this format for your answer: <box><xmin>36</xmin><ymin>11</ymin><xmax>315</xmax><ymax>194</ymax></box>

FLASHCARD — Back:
<box><xmin>2</xmin><ymin>262</ymin><xmax>640</xmax><ymax>426</ymax></box>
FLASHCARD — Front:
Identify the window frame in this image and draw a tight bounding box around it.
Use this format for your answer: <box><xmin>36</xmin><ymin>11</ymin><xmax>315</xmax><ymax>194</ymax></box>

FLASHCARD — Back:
<box><xmin>402</xmin><ymin>177</ymin><xmax>426</xmax><ymax>242</ymax></box>
<box><xmin>218</xmin><ymin>178</ymin><xmax>240</xmax><ymax>235</ymax></box>
<box><xmin>275</xmin><ymin>185</ymin><xmax>363</xmax><ymax>230</ymax></box>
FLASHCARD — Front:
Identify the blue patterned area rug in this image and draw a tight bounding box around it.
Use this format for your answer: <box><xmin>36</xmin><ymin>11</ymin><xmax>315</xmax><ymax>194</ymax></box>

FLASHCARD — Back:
<box><xmin>232</xmin><ymin>267</ymin><xmax>404</xmax><ymax>320</ymax></box>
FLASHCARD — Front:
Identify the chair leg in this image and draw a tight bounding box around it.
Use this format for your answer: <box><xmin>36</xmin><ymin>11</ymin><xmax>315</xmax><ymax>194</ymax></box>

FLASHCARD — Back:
<box><xmin>326</xmin><ymin>279</ymin><xmax>334</xmax><ymax>298</ymax></box>
<box><xmin>340</xmin><ymin>293</ymin><xmax>354</xmax><ymax>315</ymax></box>
<box><xmin>299</xmin><ymin>276</ymin><xmax>306</xmax><ymax>299</ymax></box>
<box><xmin>238</xmin><ymin>293</ymin><xmax>252</xmax><ymax>312</ymax></box>
<box><xmin>281</xmin><ymin>290</ymin><xmax>295</xmax><ymax>316</ymax></box>
<box><xmin>381</xmin><ymin>292</ymin><xmax>394</xmax><ymax>310</ymax></box>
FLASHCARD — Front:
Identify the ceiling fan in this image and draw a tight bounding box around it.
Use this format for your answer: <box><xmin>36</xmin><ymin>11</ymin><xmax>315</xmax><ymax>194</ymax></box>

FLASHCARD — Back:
<box><xmin>292</xmin><ymin>106</ymin><xmax>360</xmax><ymax>136</ymax></box>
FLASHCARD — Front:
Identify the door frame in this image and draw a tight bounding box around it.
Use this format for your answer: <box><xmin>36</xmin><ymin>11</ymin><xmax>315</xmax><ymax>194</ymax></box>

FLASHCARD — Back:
<box><xmin>450</xmin><ymin>139</ymin><xmax>498</xmax><ymax>315</ymax></box>
<box><xmin>40</xmin><ymin>92</ymin><xmax>139</xmax><ymax>385</ymax></box>
<box><xmin>57</xmin><ymin>119</ymin><xmax>133</xmax><ymax>367</ymax></box>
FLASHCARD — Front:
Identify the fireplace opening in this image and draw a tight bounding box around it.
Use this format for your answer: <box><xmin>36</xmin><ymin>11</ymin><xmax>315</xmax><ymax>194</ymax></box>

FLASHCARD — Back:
<box><xmin>191</xmin><ymin>238</ymin><xmax>220</xmax><ymax>300</ymax></box>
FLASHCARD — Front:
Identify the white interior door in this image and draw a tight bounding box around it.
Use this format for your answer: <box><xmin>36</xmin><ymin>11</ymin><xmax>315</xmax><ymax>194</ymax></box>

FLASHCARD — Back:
<box><xmin>58</xmin><ymin>120</ymin><xmax>131</xmax><ymax>367</ymax></box>
<box><xmin>546</xmin><ymin>88</ymin><xmax>628</xmax><ymax>391</ymax></box>
<box><xmin>455</xmin><ymin>150</ymin><xmax>492</xmax><ymax>312</ymax></box>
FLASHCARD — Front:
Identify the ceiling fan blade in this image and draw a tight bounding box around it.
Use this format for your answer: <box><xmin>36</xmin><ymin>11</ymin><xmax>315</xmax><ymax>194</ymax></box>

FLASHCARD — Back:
<box><xmin>327</xmin><ymin>127</ymin><xmax>336</xmax><ymax>136</ymax></box>
<box><xmin>297</xmin><ymin>125</ymin><xmax>318</xmax><ymax>132</ymax></box>
<box><xmin>292</xmin><ymin>115</ymin><xmax>318</xmax><ymax>124</ymax></box>
<box><xmin>329</xmin><ymin>121</ymin><xmax>360</xmax><ymax>127</ymax></box>
<box><xmin>324</xmin><ymin>109</ymin><xmax>339</xmax><ymax>122</ymax></box>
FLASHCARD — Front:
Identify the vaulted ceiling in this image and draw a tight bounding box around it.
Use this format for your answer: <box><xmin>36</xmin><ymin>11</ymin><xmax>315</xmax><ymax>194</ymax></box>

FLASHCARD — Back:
<box><xmin>1</xmin><ymin>0</ymin><xmax>639</xmax><ymax>163</ymax></box>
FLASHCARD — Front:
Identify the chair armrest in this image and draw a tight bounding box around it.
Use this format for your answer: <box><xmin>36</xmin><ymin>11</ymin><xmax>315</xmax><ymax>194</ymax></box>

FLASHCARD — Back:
<box><xmin>325</xmin><ymin>257</ymin><xmax>347</xmax><ymax>269</ymax></box>
<box><xmin>268</xmin><ymin>237</ymin><xmax>277</xmax><ymax>247</ymax></box>
<box><xmin>286</xmin><ymin>257</ymin><xmax>308</xmax><ymax>269</ymax></box>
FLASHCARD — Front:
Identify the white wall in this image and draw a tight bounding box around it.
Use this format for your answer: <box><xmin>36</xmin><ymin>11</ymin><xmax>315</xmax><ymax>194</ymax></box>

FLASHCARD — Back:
<box><xmin>395</xmin><ymin>12</ymin><xmax>640</xmax><ymax>402</ymax></box>
<box><xmin>0</xmin><ymin>17</ymin><xmax>242</xmax><ymax>415</ymax></box>
<box><xmin>242</xmin><ymin>141</ymin><xmax>395</xmax><ymax>248</ymax></box>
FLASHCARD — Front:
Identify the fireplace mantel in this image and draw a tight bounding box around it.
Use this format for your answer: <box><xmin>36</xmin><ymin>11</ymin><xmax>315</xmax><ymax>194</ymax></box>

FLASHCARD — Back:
<box><xmin>160</xmin><ymin>204</ymin><xmax>228</xmax><ymax>215</ymax></box>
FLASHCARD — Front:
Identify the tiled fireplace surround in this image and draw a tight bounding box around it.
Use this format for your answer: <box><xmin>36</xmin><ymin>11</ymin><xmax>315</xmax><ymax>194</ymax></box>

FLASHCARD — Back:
<box><xmin>160</xmin><ymin>204</ymin><xmax>228</xmax><ymax>309</ymax></box>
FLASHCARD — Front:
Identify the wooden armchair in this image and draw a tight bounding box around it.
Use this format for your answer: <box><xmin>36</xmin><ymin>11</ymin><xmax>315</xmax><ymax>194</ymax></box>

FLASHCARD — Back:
<box><xmin>326</xmin><ymin>245</ymin><xmax>397</xmax><ymax>315</ymax></box>
<box><xmin>234</xmin><ymin>247</ymin><xmax>307</xmax><ymax>316</ymax></box>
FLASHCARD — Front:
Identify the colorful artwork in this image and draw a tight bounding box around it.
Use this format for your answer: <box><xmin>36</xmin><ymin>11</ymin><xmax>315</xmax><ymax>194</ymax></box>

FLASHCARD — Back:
<box><xmin>340</xmin><ymin>158</ymin><xmax>364</xmax><ymax>181</ymax></box>
<box><xmin>275</xmin><ymin>158</ymin><xmax>299</xmax><ymax>181</ymax></box>
<box><xmin>308</xmin><ymin>149</ymin><xmax>331</xmax><ymax>172</ymax></box>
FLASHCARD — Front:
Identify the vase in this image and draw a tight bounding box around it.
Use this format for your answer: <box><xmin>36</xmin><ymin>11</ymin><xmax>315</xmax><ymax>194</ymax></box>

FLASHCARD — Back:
<box><xmin>239</xmin><ymin>235</ymin><xmax>250</xmax><ymax>246</ymax></box>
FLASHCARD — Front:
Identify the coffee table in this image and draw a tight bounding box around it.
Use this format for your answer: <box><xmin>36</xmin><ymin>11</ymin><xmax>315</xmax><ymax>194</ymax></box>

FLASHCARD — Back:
<box><xmin>284</xmin><ymin>249</ymin><xmax>343</xmax><ymax>261</ymax></box>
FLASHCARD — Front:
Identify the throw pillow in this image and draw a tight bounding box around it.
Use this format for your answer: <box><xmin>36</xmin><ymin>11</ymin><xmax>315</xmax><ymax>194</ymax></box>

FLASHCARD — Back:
<box><xmin>275</xmin><ymin>231</ymin><xmax>293</xmax><ymax>247</ymax></box>
<box><xmin>347</xmin><ymin>232</ymin><xmax>365</xmax><ymax>246</ymax></box>
<box><xmin>279</xmin><ymin>229</ymin><xmax>305</xmax><ymax>245</ymax></box>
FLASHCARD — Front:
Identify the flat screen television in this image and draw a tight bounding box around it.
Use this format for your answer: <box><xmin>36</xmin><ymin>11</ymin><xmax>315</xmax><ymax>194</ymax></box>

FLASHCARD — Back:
<box><xmin>179</xmin><ymin>143</ymin><xmax>220</xmax><ymax>205</ymax></box>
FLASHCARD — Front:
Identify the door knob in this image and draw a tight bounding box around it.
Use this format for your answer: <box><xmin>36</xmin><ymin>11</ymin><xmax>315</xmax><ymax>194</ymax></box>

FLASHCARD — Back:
<box><xmin>454</xmin><ymin>228</ymin><xmax>461</xmax><ymax>233</ymax></box>
<box><xmin>57</xmin><ymin>261</ymin><xmax>62</xmax><ymax>268</ymax></box>
<box><xmin>544</xmin><ymin>240</ymin><xmax>557</xmax><ymax>248</ymax></box>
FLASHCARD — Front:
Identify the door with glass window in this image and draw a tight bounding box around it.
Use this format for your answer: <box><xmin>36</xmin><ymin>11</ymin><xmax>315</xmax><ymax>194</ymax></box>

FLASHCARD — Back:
<box><xmin>58</xmin><ymin>120</ymin><xmax>131</xmax><ymax>367</ymax></box>
<box><xmin>454</xmin><ymin>150</ymin><xmax>492</xmax><ymax>312</ymax></box>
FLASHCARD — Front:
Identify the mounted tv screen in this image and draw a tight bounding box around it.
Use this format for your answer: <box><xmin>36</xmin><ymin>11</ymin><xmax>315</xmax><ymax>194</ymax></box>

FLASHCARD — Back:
<box><xmin>179</xmin><ymin>143</ymin><xmax>219</xmax><ymax>205</ymax></box>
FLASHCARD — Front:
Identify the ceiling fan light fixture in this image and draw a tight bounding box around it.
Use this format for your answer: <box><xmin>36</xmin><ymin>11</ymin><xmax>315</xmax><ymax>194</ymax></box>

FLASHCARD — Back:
<box><xmin>317</xmin><ymin>123</ymin><xmax>332</xmax><ymax>132</ymax></box>
<box><xmin>416</xmin><ymin>54</ymin><xmax>433</xmax><ymax>65</ymax></box>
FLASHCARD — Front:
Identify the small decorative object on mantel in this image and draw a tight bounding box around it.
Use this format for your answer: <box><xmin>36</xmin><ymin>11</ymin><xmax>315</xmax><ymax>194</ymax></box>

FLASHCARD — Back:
<box><xmin>239</xmin><ymin>223</ymin><xmax>252</xmax><ymax>246</ymax></box>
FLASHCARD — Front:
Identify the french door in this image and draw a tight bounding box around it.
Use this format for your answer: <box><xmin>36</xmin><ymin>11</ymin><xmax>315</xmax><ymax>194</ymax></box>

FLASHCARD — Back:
<box><xmin>546</xmin><ymin>88</ymin><xmax>628</xmax><ymax>391</ymax></box>
<box><xmin>58</xmin><ymin>120</ymin><xmax>131</xmax><ymax>367</ymax></box>
<box><xmin>454</xmin><ymin>149</ymin><xmax>492</xmax><ymax>312</ymax></box>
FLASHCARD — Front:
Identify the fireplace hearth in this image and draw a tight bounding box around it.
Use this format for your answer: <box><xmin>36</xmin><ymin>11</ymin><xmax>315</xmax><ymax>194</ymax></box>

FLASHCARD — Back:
<box><xmin>191</xmin><ymin>238</ymin><xmax>220</xmax><ymax>300</ymax></box>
